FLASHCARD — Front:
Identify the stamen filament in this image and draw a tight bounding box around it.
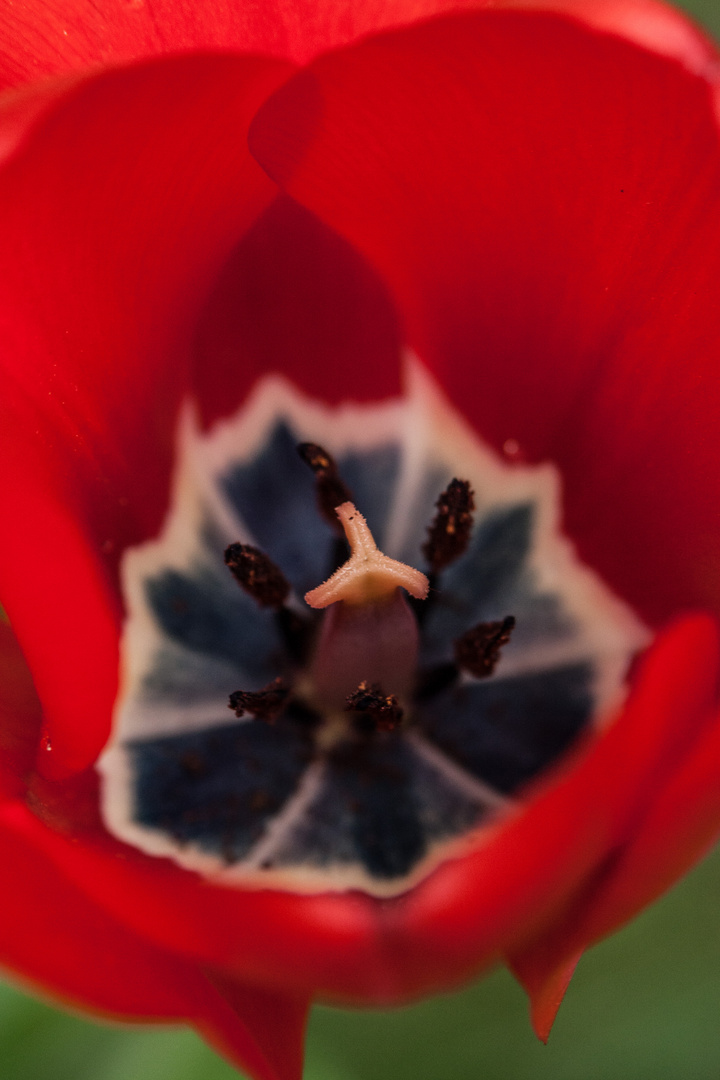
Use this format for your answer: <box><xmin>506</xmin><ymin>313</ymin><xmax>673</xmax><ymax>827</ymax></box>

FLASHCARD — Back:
<box><xmin>298</xmin><ymin>442</ymin><xmax>354</xmax><ymax>532</ymax></box>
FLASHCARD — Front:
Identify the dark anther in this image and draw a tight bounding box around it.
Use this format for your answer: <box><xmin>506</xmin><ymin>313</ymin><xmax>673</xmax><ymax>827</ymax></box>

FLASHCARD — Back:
<box><xmin>297</xmin><ymin>442</ymin><xmax>333</xmax><ymax>474</ymax></box>
<box><xmin>228</xmin><ymin>677</ymin><xmax>290</xmax><ymax>723</ymax></box>
<box><xmin>422</xmin><ymin>478</ymin><xmax>475</xmax><ymax>573</ymax></box>
<box><xmin>225</xmin><ymin>543</ymin><xmax>290</xmax><ymax>608</ymax></box>
<box><xmin>453</xmin><ymin>615</ymin><xmax>516</xmax><ymax>679</ymax></box>
<box><xmin>298</xmin><ymin>442</ymin><xmax>354</xmax><ymax>532</ymax></box>
<box><xmin>345</xmin><ymin>681</ymin><xmax>404</xmax><ymax>732</ymax></box>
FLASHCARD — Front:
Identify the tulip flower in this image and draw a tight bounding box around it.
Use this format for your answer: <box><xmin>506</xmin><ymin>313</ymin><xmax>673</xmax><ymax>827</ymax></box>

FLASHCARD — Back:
<box><xmin>1</xmin><ymin>1</ymin><xmax>720</xmax><ymax>1078</ymax></box>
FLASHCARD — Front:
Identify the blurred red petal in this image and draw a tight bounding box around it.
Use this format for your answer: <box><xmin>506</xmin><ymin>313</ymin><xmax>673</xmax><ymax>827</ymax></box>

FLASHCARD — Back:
<box><xmin>194</xmin><ymin>193</ymin><xmax>402</xmax><ymax>428</ymax></box>
<box><xmin>490</xmin><ymin>0</ymin><xmax>718</xmax><ymax>70</ymax></box>
<box><xmin>578</xmin><ymin>708</ymin><xmax>720</xmax><ymax>943</ymax></box>
<box><xmin>508</xmin><ymin>691</ymin><xmax>720</xmax><ymax>1035</ymax></box>
<box><xmin>0</xmin><ymin>53</ymin><xmax>291</xmax><ymax>777</ymax></box>
<box><xmin>3</xmin><ymin>618</ymin><xmax>713</xmax><ymax>1007</ymax></box>
<box><xmin>508</xmin><ymin>951</ymin><xmax>581</xmax><ymax>1043</ymax></box>
<box><xmin>250</xmin><ymin>9</ymin><xmax>720</xmax><ymax>625</ymax></box>
<box><xmin>0</xmin><ymin>73</ymin><xmax>87</xmax><ymax>165</ymax></box>
<box><xmin>0</xmin><ymin>0</ymin><xmax>453</xmax><ymax>87</ymax></box>
<box><xmin>5</xmin><ymin>805</ymin><xmax>384</xmax><ymax>1000</ymax></box>
<box><xmin>203</xmin><ymin>972</ymin><xmax>308</xmax><ymax>1080</ymax></box>
<box><xmin>391</xmin><ymin>616</ymin><xmax>719</xmax><ymax>996</ymax></box>
<box><xmin>0</xmin><ymin>621</ymin><xmax>42</xmax><ymax>800</ymax></box>
<box><xmin>0</xmin><ymin>799</ymin><xmax>308</xmax><ymax>1080</ymax></box>
<box><xmin>2</xmin><ymin>0</ymin><xmax>712</xmax><ymax>91</ymax></box>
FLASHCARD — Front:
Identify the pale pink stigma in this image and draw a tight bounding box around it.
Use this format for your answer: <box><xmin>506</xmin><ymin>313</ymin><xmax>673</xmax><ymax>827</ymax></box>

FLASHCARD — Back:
<box><xmin>305</xmin><ymin>503</ymin><xmax>429</xmax><ymax>609</ymax></box>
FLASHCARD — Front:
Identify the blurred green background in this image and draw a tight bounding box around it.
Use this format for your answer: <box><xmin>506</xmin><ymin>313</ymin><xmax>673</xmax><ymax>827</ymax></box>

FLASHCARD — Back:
<box><xmin>3</xmin><ymin>1</ymin><xmax>720</xmax><ymax>1077</ymax></box>
<box><xmin>685</xmin><ymin>0</ymin><xmax>720</xmax><ymax>37</ymax></box>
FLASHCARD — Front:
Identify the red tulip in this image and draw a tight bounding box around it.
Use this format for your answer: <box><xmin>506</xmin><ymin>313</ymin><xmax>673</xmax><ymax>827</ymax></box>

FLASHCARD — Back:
<box><xmin>1</xmin><ymin>2</ymin><xmax>720</xmax><ymax>1078</ymax></box>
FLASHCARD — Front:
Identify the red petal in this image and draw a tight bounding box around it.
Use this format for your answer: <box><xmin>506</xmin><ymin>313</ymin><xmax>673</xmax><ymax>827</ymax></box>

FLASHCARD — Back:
<box><xmin>0</xmin><ymin>53</ymin><xmax>291</xmax><ymax>777</ymax></box>
<box><xmin>0</xmin><ymin>798</ymin><xmax>309</xmax><ymax>1080</ymax></box>
<box><xmin>250</xmin><ymin>9</ymin><xmax>720</xmax><ymax>625</ymax></box>
<box><xmin>0</xmin><ymin>0</ymin><xmax>445</xmax><ymax>86</ymax></box>
<box><xmin>194</xmin><ymin>192</ymin><xmax>402</xmax><ymax>428</ymax></box>
<box><xmin>0</xmin><ymin>621</ymin><xmax>42</xmax><ymax>799</ymax></box>
<box><xmin>490</xmin><ymin>0</ymin><xmax>718</xmax><ymax>70</ymax></box>
<box><xmin>508</xmin><ymin>951</ymin><xmax>581</xmax><ymax>1043</ymax></box>
<box><xmin>508</xmin><ymin>692</ymin><xmax>720</xmax><ymax>1037</ymax></box>
<box><xmin>202</xmin><ymin>972</ymin><xmax>308</xmax><ymax>1080</ymax></box>
<box><xmin>2</xmin><ymin>0</ymin><xmax>712</xmax><ymax>91</ymax></box>
<box><xmin>389</xmin><ymin>615</ymin><xmax>720</xmax><ymax>998</ymax></box>
<box><xmin>577</xmin><ymin>710</ymin><xmax>720</xmax><ymax>943</ymax></box>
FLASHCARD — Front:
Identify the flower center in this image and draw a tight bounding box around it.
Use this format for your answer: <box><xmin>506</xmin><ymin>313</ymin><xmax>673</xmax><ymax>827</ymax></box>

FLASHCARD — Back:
<box><xmin>223</xmin><ymin>449</ymin><xmax>519</xmax><ymax>768</ymax></box>
<box><xmin>99</xmin><ymin>369</ymin><xmax>649</xmax><ymax>897</ymax></box>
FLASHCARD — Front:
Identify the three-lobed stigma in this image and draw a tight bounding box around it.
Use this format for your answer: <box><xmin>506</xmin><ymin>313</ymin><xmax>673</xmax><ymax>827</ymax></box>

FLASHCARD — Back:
<box><xmin>304</xmin><ymin>501</ymin><xmax>429</xmax><ymax>608</ymax></box>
